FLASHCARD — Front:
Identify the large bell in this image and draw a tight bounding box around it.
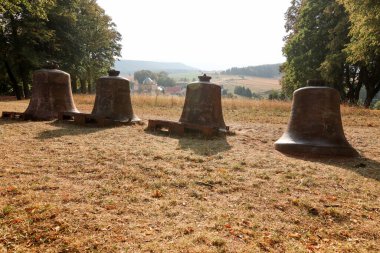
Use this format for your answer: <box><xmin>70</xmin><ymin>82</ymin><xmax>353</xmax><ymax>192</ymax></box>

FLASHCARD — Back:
<box><xmin>24</xmin><ymin>64</ymin><xmax>79</xmax><ymax>120</ymax></box>
<box><xmin>179</xmin><ymin>74</ymin><xmax>227</xmax><ymax>129</ymax></box>
<box><xmin>91</xmin><ymin>70</ymin><xmax>140</xmax><ymax>122</ymax></box>
<box><xmin>274</xmin><ymin>83</ymin><xmax>358</xmax><ymax>157</ymax></box>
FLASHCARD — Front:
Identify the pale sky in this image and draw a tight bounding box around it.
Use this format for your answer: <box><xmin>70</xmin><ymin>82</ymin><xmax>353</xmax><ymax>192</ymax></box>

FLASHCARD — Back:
<box><xmin>97</xmin><ymin>0</ymin><xmax>291</xmax><ymax>70</ymax></box>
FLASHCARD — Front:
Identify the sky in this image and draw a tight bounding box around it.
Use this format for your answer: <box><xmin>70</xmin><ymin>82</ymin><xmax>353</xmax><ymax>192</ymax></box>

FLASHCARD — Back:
<box><xmin>97</xmin><ymin>0</ymin><xmax>291</xmax><ymax>71</ymax></box>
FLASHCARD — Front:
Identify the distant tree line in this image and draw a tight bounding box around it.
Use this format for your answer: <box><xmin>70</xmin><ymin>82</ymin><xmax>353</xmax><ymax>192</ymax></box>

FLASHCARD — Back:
<box><xmin>233</xmin><ymin>86</ymin><xmax>261</xmax><ymax>99</ymax></box>
<box><xmin>134</xmin><ymin>70</ymin><xmax>176</xmax><ymax>87</ymax></box>
<box><xmin>282</xmin><ymin>0</ymin><xmax>380</xmax><ymax>108</ymax></box>
<box><xmin>221</xmin><ymin>64</ymin><xmax>281</xmax><ymax>79</ymax></box>
<box><xmin>0</xmin><ymin>0</ymin><xmax>121</xmax><ymax>99</ymax></box>
<box><xmin>268</xmin><ymin>90</ymin><xmax>286</xmax><ymax>100</ymax></box>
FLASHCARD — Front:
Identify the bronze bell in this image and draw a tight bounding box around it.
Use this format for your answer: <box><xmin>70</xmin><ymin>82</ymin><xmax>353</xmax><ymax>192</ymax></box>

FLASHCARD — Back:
<box><xmin>91</xmin><ymin>70</ymin><xmax>140</xmax><ymax>122</ymax></box>
<box><xmin>24</xmin><ymin>64</ymin><xmax>79</xmax><ymax>120</ymax></box>
<box><xmin>179</xmin><ymin>74</ymin><xmax>227</xmax><ymax>129</ymax></box>
<box><xmin>274</xmin><ymin>84</ymin><xmax>358</xmax><ymax>157</ymax></box>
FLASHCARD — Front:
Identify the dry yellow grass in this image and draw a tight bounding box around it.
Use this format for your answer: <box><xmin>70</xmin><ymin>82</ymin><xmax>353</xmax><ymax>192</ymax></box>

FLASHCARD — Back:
<box><xmin>0</xmin><ymin>94</ymin><xmax>379</xmax><ymax>252</ymax></box>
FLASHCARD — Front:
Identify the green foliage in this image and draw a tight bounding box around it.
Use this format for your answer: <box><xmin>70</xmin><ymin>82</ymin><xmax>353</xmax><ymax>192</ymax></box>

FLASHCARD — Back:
<box><xmin>134</xmin><ymin>70</ymin><xmax>157</xmax><ymax>84</ymax></box>
<box><xmin>281</xmin><ymin>0</ymin><xmax>380</xmax><ymax>107</ymax></box>
<box><xmin>0</xmin><ymin>0</ymin><xmax>122</xmax><ymax>97</ymax></box>
<box><xmin>373</xmin><ymin>101</ymin><xmax>380</xmax><ymax>110</ymax></box>
<box><xmin>134</xmin><ymin>70</ymin><xmax>176</xmax><ymax>87</ymax></box>
<box><xmin>338</xmin><ymin>0</ymin><xmax>380</xmax><ymax>107</ymax></box>
<box><xmin>234</xmin><ymin>86</ymin><xmax>254</xmax><ymax>98</ymax></box>
<box><xmin>156</xmin><ymin>72</ymin><xmax>176</xmax><ymax>87</ymax></box>
<box><xmin>281</xmin><ymin>0</ymin><xmax>337</xmax><ymax>96</ymax></box>
<box><xmin>268</xmin><ymin>90</ymin><xmax>286</xmax><ymax>100</ymax></box>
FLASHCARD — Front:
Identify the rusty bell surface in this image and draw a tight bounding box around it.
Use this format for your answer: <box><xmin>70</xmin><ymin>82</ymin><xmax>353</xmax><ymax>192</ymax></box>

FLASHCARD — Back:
<box><xmin>91</xmin><ymin>70</ymin><xmax>140</xmax><ymax>122</ymax></box>
<box><xmin>179</xmin><ymin>74</ymin><xmax>227</xmax><ymax>129</ymax></box>
<box><xmin>24</xmin><ymin>68</ymin><xmax>79</xmax><ymax>120</ymax></box>
<box><xmin>274</xmin><ymin>86</ymin><xmax>358</xmax><ymax>157</ymax></box>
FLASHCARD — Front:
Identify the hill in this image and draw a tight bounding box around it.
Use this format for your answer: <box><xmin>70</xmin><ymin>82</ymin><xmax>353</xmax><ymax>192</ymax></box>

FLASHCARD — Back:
<box><xmin>221</xmin><ymin>63</ymin><xmax>282</xmax><ymax>79</ymax></box>
<box><xmin>114</xmin><ymin>60</ymin><xmax>198</xmax><ymax>75</ymax></box>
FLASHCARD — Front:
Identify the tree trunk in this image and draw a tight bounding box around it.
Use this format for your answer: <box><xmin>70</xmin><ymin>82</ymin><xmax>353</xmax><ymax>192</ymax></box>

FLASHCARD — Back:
<box><xmin>80</xmin><ymin>79</ymin><xmax>87</xmax><ymax>94</ymax></box>
<box><xmin>20</xmin><ymin>73</ymin><xmax>31</xmax><ymax>98</ymax></box>
<box><xmin>4</xmin><ymin>60</ymin><xmax>23</xmax><ymax>100</ymax></box>
<box><xmin>71</xmin><ymin>74</ymin><xmax>78</xmax><ymax>93</ymax></box>
<box><xmin>364</xmin><ymin>82</ymin><xmax>380</xmax><ymax>108</ymax></box>
<box><xmin>87</xmin><ymin>80</ymin><xmax>92</xmax><ymax>94</ymax></box>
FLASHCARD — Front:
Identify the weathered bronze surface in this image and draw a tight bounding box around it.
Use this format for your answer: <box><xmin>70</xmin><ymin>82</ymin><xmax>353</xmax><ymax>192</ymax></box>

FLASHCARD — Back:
<box><xmin>23</xmin><ymin>68</ymin><xmax>79</xmax><ymax>120</ymax></box>
<box><xmin>179</xmin><ymin>74</ymin><xmax>227</xmax><ymax>129</ymax></box>
<box><xmin>274</xmin><ymin>86</ymin><xmax>358</xmax><ymax>157</ymax></box>
<box><xmin>91</xmin><ymin>70</ymin><xmax>140</xmax><ymax>122</ymax></box>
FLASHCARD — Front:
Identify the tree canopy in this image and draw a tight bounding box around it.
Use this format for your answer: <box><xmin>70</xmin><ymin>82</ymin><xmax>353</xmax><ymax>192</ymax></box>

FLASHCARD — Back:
<box><xmin>0</xmin><ymin>0</ymin><xmax>121</xmax><ymax>99</ymax></box>
<box><xmin>134</xmin><ymin>70</ymin><xmax>176</xmax><ymax>87</ymax></box>
<box><xmin>281</xmin><ymin>0</ymin><xmax>380</xmax><ymax>107</ymax></box>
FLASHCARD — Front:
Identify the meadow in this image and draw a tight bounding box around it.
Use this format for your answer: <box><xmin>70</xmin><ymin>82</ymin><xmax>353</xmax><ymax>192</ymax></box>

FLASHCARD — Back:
<box><xmin>0</xmin><ymin>94</ymin><xmax>379</xmax><ymax>252</ymax></box>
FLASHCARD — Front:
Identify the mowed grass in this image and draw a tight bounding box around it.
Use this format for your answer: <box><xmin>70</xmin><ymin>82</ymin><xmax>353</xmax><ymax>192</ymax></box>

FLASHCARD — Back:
<box><xmin>0</xmin><ymin>94</ymin><xmax>379</xmax><ymax>252</ymax></box>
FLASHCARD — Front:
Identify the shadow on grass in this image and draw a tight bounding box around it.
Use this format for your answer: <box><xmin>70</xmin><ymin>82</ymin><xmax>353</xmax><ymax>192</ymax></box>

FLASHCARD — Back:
<box><xmin>178</xmin><ymin>136</ymin><xmax>232</xmax><ymax>156</ymax></box>
<box><xmin>36</xmin><ymin>121</ymin><xmax>105</xmax><ymax>140</ymax></box>
<box><xmin>0</xmin><ymin>118</ymin><xmax>30</xmax><ymax>125</ymax></box>
<box><xmin>281</xmin><ymin>153</ymin><xmax>380</xmax><ymax>182</ymax></box>
<box><xmin>146</xmin><ymin>129</ymin><xmax>232</xmax><ymax>156</ymax></box>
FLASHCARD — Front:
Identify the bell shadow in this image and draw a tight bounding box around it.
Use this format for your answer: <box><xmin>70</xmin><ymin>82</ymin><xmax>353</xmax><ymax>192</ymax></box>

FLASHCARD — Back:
<box><xmin>178</xmin><ymin>135</ymin><xmax>232</xmax><ymax>156</ymax></box>
<box><xmin>0</xmin><ymin>118</ymin><xmax>30</xmax><ymax>126</ymax></box>
<box><xmin>280</xmin><ymin>153</ymin><xmax>380</xmax><ymax>182</ymax></box>
<box><xmin>145</xmin><ymin>129</ymin><xmax>232</xmax><ymax>156</ymax></box>
<box><xmin>36</xmin><ymin>121</ymin><xmax>105</xmax><ymax>140</ymax></box>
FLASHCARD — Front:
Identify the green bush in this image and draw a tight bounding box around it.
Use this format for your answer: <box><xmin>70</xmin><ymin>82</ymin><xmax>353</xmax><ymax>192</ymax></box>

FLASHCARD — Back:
<box><xmin>373</xmin><ymin>101</ymin><xmax>380</xmax><ymax>110</ymax></box>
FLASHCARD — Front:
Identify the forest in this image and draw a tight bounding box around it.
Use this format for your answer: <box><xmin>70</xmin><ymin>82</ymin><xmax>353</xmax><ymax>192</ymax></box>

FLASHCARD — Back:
<box><xmin>221</xmin><ymin>64</ymin><xmax>281</xmax><ymax>79</ymax></box>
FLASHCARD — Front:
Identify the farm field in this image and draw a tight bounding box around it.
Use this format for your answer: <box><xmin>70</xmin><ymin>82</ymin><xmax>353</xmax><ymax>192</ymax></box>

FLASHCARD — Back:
<box><xmin>214</xmin><ymin>75</ymin><xmax>281</xmax><ymax>96</ymax></box>
<box><xmin>169</xmin><ymin>72</ymin><xmax>281</xmax><ymax>96</ymax></box>
<box><xmin>0</xmin><ymin>95</ymin><xmax>379</xmax><ymax>252</ymax></box>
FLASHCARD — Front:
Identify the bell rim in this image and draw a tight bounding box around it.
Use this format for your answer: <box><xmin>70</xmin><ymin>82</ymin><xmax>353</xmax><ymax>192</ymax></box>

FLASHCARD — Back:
<box><xmin>274</xmin><ymin>142</ymin><xmax>359</xmax><ymax>157</ymax></box>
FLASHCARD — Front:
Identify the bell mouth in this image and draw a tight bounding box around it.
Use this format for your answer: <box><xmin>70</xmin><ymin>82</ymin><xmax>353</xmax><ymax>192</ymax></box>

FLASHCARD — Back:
<box><xmin>274</xmin><ymin>142</ymin><xmax>359</xmax><ymax>157</ymax></box>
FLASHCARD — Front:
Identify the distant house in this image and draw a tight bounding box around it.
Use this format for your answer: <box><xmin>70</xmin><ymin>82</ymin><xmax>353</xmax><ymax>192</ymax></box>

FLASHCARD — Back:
<box><xmin>165</xmin><ymin>85</ymin><xmax>186</xmax><ymax>96</ymax></box>
<box><xmin>137</xmin><ymin>77</ymin><xmax>162</xmax><ymax>94</ymax></box>
<box><xmin>143</xmin><ymin>77</ymin><xmax>155</xmax><ymax>86</ymax></box>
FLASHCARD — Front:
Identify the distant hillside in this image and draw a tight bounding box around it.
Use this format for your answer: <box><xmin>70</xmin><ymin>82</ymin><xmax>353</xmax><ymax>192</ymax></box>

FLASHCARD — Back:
<box><xmin>114</xmin><ymin>60</ymin><xmax>198</xmax><ymax>75</ymax></box>
<box><xmin>221</xmin><ymin>63</ymin><xmax>282</xmax><ymax>79</ymax></box>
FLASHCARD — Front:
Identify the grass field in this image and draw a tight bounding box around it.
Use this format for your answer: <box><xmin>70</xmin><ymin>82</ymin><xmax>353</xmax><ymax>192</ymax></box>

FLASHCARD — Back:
<box><xmin>0</xmin><ymin>95</ymin><xmax>379</xmax><ymax>252</ymax></box>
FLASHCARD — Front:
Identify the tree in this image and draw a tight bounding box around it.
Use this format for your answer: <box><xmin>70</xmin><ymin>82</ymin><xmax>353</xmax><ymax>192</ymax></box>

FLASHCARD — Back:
<box><xmin>281</xmin><ymin>0</ymin><xmax>337</xmax><ymax>97</ymax></box>
<box><xmin>156</xmin><ymin>71</ymin><xmax>176</xmax><ymax>87</ymax></box>
<box><xmin>337</xmin><ymin>0</ymin><xmax>380</xmax><ymax>107</ymax></box>
<box><xmin>0</xmin><ymin>0</ymin><xmax>55</xmax><ymax>99</ymax></box>
<box><xmin>0</xmin><ymin>0</ymin><xmax>122</xmax><ymax>98</ymax></box>
<box><xmin>282</xmin><ymin>0</ymin><xmax>380</xmax><ymax>107</ymax></box>
<box><xmin>134</xmin><ymin>70</ymin><xmax>157</xmax><ymax>84</ymax></box>
<box><xmin>47</xmin><ymin>0</ymin><xmax>121</xmax><ymax>94</ymax></box>
<box><xmin>234</xmin><ymin>85</ymin><xmax>253</xmax><ymax>98</ymax></box>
